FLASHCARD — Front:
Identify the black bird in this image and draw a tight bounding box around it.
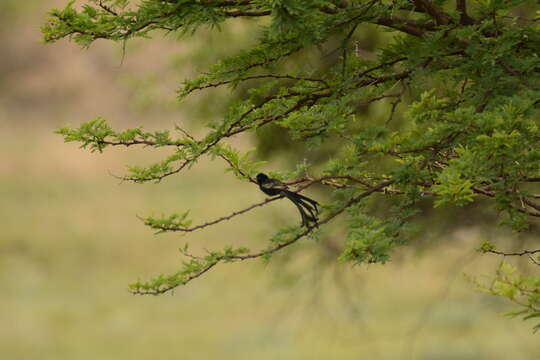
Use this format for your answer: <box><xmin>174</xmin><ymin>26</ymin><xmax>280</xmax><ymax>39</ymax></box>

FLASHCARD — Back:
<box><xmin>256</xmin><ymin>173</ymin><xmax>319</xmax><ymax>227</ymax></box>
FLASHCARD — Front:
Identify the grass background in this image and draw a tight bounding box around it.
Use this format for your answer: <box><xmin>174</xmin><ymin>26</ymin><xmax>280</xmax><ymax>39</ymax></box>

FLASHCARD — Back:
<box><xmin>1</xmin><ymin>1</ymin><xmax>539</xmax><ymax>358</ymax></box>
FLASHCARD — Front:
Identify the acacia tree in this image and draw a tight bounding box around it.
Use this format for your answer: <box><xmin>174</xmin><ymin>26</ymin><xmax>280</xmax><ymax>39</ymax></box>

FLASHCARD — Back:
<box><xmin>43</xmin><ymin>0</ymin><xmax>539</xmax><ymax>330</ymax></box>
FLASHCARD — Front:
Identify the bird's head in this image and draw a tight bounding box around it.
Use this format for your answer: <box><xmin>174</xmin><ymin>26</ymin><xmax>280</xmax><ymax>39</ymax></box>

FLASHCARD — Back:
<box><xmin>256</xmin><ymin>173</ymin><xmax>268</xmax><ymax>184</ymax></box>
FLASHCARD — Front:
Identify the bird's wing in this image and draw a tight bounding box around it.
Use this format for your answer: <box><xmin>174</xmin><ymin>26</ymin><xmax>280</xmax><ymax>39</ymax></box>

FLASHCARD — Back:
<box><xmin>263</xmin><ymin>178</ymin><xmax>288</xmax><ymax>191</ymax></box>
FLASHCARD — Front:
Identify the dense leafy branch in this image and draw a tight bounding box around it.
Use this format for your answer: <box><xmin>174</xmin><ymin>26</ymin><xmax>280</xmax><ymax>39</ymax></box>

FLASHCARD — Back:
<box><xmin>45</xmin><ymin>0</ymin><xmax>540</xmax><ymax>331</ymax></box>
<box><xmin>42</xmin><ymin>0</ymin><xmax>444</xmax><ymax>45</ymax></box>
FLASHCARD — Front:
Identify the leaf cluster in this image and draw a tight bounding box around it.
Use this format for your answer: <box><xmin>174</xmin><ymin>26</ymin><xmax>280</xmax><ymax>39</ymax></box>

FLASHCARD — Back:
<box><xmin>44</xmin><ymin>0</ymin><xmax>540</xmax><ymax>329</ymax></box>
<box><xmin>472</xmin><ymin>261</ymin><xmax>540</xmax><ymax>332</ymax></box>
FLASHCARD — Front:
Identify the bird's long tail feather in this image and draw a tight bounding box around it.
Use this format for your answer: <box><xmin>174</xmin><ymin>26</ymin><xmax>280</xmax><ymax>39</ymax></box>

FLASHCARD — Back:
<box><xmin>283</xmin><ymin>191</ymin><xmax>318</xmax><ymax>226</ymax></box>
<box><xmin>284</xmin><ymin>190</ymin><xmax>319</xmax><ymax>215</ymax></box>
<box><xmin>292</xmin><ymin>192</ymin><xmax>319</xmax><ymax>212</ymax></box>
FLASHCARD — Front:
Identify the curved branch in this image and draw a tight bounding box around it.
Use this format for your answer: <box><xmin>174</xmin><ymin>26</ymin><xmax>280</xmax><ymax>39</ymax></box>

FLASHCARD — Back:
<box><xmin>481</xmin><ymin>249</ymin><xmax>540</xmax><ymax>266</ymax></box>
<box><xmin>182</xmin><ymin>74</ymin><xmax>329</xmax><ymax>96</ymax></box>
<box><xmin>143</xmin><ymin>196</ymin><xmax>282</xmax><ymax>232</ymax></box>
<box><xmin>224</xmin><ymin>10</ymin><xmax>271</xmax><ymax>17</ymax></box>
<box><xmin>142</xmin><ymin>175</ymin><xmax>392</xmax><ymax>234</ymax></box>
<box><xmin>131</xmin><ymin>180</ymin><xmax>395</xmax><ymax>295</ymax></box>
<box><xmin>482</xmin><ymin>248</ymin><xmax>540</xmax><ymax>257</ymax></box>
<box><xmin>375</xmin><ymin>17</ymin><xmax>433</xmax><ymax>37</ymax></box>
<box><xmin>472</xmin><ymin>186</ymin><xmax>540</xmax><ymax>218</ymax></box>
<box><xmin>412</xmin><ymin>0</ymin><xmax>450</xmax><ymax>25</ymax></box>
<box><xmin>143</xmin><ymin>174</ymin><xmax>387</xmax><ymax>233</ymax></box>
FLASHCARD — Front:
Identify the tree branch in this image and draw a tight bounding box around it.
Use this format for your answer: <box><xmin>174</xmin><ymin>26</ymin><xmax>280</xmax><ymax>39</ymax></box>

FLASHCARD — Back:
<box><xmin>472</xmin><ymin>186</ymin><xmax>540</xmax><ymax>218</ymax></box>
<box><xmin>482</xmin><ymin>248</ymin><xmax>540</xmax><ymax>257</ymax></box>
<box><xmin>142</xmin><ymin>196</ymin><xmax>282</xmax><ymax>233</ymax></box>
<box><xmin>131</xmin><ymin>180</ymin><xmax>395</xmax><ymax>295</ymax></box>
<box><xmin>224</xmin><ymin>10</ymin><xmax>271</xmax><ymax>17</ymax></box>
<box><xmin>375</xmin><ymin>17</ymin><xmax>427</xmax><ymax>37</ymax></box>
<box><xmin>456</xmin><ymin>0</ymin><xmax>475</xmax><ymax>25</ymax></box>
<box><xmin>182</xmin><ymin>74</ymin><xmax>329</xmax><ymax>96</ymax></box>
<box><xmin>412</xmin><ymin>0</ymin><xmax>450</xmax><ymax>25</ymax></box>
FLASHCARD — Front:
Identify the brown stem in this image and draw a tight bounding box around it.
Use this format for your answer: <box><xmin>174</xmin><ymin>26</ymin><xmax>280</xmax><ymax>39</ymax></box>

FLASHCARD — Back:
<box><xmin>456</xmin><ymin>0</ymin><xmax>475</xmax><ymax>25</ymax></box>
<box><xmin>412</xmin><ymin>0</ymin><xmax>450</xmax><ymax>25</ymax></box>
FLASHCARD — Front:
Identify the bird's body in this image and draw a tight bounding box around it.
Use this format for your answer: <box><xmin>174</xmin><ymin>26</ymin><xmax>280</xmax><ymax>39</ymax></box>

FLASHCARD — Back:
<box><xmin>256</xmin><ymin>173</ymin><xmax>319</xmax><ymax>227</ymax></box>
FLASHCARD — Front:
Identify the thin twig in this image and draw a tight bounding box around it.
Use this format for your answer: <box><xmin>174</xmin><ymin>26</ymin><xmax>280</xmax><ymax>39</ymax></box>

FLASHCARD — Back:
<box><xmin>182</xmin><ymin>74</ymin><xmax>329</xmax><ymax>96</ymax></box>
<box><xmin>144</xmin><ymin>196</ymin><xmax>282</xmax><ymax>232</ymax></box>
<box><xmin>482</xmin><ymin>248</ymin><xmax>540</xmax><ymax>257</ymax></box>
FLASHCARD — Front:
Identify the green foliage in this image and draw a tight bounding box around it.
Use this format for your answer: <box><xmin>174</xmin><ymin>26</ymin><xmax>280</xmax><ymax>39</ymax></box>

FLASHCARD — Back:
<box><xmin>142</xmin><ymin>211</ymin><xmax>192</xmax><ymax>234</ymax></box>
<box><xmin>56</xmin><ymin>117</ymin><xmax>113</xmax><ymax>152</ymax></box>
<box><xmin>210</xmin><ymin>143</ymin><xmax>267</xmax><ymax>180</ymax></box>
<box><xmin>56</xmin><ymin>117</ymin><xmax>186</xmax><ymax>152</ymax></box>
<box><xmin>433</xmin><ymin>165</ymin><xmax>476</xmax><ymax>207</ymax></box>
<box><xmin>478</xmin><ymin>239</ymin><xmax>496</xmax><ymax>252</ymax></box>
<box><xmin>129</xmin><ymin>245</ymin><xmax>251</xmax><ymax>295</ymax></box>
<box><xmin>45</xmin><ymin>0</ymin><xmax>540</xmax><ymax>330</ymax></box>
<box><xmin>472</xmin><ymin>262</ymin><xmax>540</xmax><ymax>333</ymax></box>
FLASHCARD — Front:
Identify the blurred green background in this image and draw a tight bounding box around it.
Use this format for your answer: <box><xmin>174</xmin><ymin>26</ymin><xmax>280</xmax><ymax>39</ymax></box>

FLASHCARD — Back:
<box><xmin>1</xmin><ymin>1</ymin><xmax>538</xmax><ymax>359</ymax></box>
